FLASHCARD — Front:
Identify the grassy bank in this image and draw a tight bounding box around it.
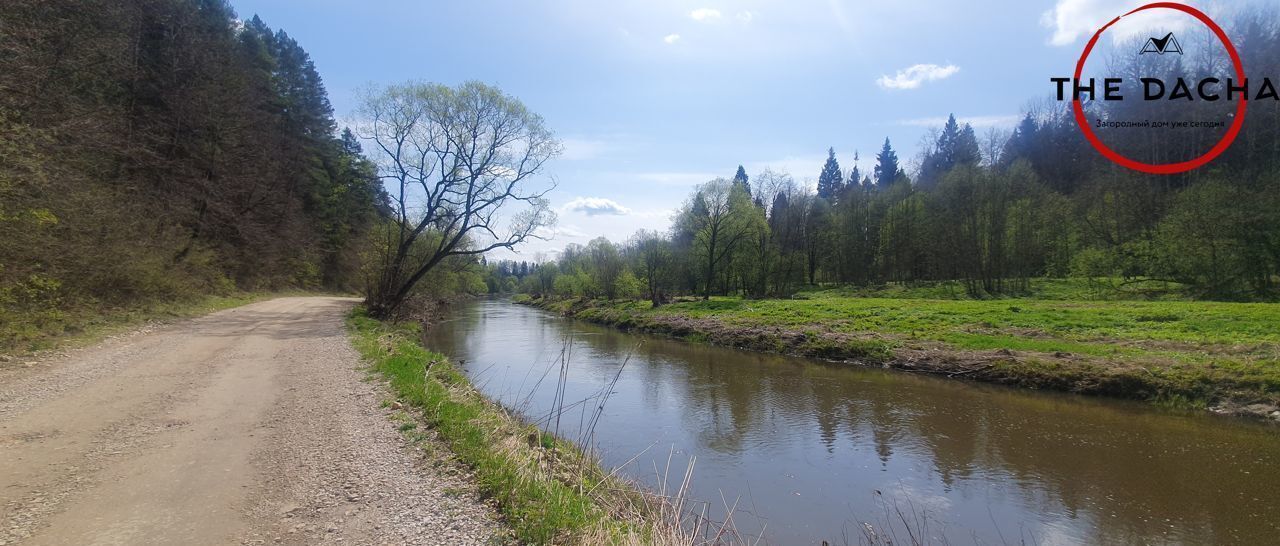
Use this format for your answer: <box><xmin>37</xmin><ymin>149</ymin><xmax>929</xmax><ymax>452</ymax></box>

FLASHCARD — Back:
<box><xmin>347</xmin><ymin>309</ymin><xmax>704</xmax><ymax>545</ymax></box>
<box><xmin>518</xmin><ymin>291</ymin><xmax>1280</xmax><ymax>420</ymax></box>
<box><xmin>0</xmin><ymin>291</ymin><xmax>303</xmax><ymax>357</ymax></box>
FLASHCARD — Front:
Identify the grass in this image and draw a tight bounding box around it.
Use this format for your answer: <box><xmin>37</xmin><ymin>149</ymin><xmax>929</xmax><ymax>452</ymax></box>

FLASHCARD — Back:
<box><xmin>653</xmin><ymin>292</ymin><xmax>1280</xmax><ymax>356</ymax></box>
<box><xmin>812</xmin><ymin>277</ymin><xmax>1196</xmax><ymax>301</ymax></box>
<box><xmin>347</xmin><ymin>308</ymin><xmax>724</xmax><ymax>545</ymax></box>
<box><xmin>521</xmin><ymin>282</ymin><xmax>1280</xmax><ymax>415</ymax></box>
<box><xmin>0</xmin><ymin>291</ymin><xmax>304</xmax><ymax>357</ymax></box>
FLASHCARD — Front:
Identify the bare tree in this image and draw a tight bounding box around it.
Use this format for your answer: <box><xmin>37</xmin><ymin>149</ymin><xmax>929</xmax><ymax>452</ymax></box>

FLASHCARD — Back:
<box><xmin>357</xmin><ymin>81</ymin><xmax>558</xmax><ymax>317</ymax></box>
<box><xmin>981</xmin><ymin>127</ymin><xmax>1011</xmax><ymax>167</ymax></box>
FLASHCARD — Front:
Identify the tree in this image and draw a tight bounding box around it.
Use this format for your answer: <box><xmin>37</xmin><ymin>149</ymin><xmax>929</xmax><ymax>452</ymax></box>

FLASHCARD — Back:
<box><xmin>873</xmin><ymin>138</ymin><xmax>901</xmax><ymax>189</ymax></box>
<box><xmin>846</xmin><ymin>151</ymin><xmax>862</xmax><ymax>192</ymax></box>
<box><xmin>832</xmin><ymin>183</ymin><xmax>877</xmax><ymax>284</ymax></box>
<box><xmin>802</xmin><ymin>194</ymin><xmax>832</xmax><ymax>285</ymax></box>
<box><xmin>358</xmin><ymin>81</ymin><xmax>558</xmax><ymax>318</ymax></box>
<box><xmin>588</xmin><ymin>237</ymin><xmax>625</xmax><ymax>299</ymax></box>
<box><xmin>733</xmin><ymin>165</ymin><xmax>751</xmax><ymax>196</ymax></box>
<box><xmin>680</xmin><ymin>178</ymin><xmax>757</xmax><ymax>300</ymax></box>
<box><xmin>955</xmin><ymin>124</ymin><xmax>982</xmax><ymax>167</ymax></box>
<box><xmin>816</xmin><ymin>147</ymin><xmax>844</xmax><ymax>200</ymax></box>
<box><xmin>630</xmin><ymin>229</ymin><xmax>671</xmax><ymax>306</ymax></box>
<box><xmin>918</xmin><ymin>115</ymin><xmax>983</xmax><ymax>189</ymax></box>
<box><xmin>919</xmin><ymin>116</ymin><xmax>958</xmax><ymax>189</ymax></box>
<box><xmin>1002</xmin><ymin>113</ymin><xmax>1040</xmax><ymax>168</ymax></box>
<box><xmin>317</xmin><ymin>128</ymin><xmax>388</xmax><ymax>288</ymax></box>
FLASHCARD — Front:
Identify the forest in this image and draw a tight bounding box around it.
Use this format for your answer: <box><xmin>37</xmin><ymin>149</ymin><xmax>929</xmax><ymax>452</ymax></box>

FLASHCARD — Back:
<box><xmin>0</xmin><ymin>0</ymin><xmax>386</xmax><ymax>349</ymax></box>
<box><xmin>490</xmin><ymin>9</ymin><xmax>1280</xmax><ymax>305</ymax></box>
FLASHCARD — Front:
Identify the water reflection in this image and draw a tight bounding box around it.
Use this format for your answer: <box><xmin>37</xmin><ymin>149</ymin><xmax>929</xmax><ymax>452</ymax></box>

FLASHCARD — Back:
<box><xmin>424</xmin><ymin>299</ymin><xmax>1280</xmax><ymax>545</ymax></box>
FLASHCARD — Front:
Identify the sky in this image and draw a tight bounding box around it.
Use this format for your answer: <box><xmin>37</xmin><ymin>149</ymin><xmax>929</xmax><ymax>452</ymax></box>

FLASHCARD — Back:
<box><xmin>229</xmin><ymin>0</ymin><xmax>1233</xmax><ymax>259</ymax></box>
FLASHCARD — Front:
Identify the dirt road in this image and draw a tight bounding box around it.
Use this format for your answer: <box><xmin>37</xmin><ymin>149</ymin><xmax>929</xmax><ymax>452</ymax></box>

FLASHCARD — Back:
<box><xmin>0</xmin><ymin>297</ymin><xmax>501</xmax><ymax>545</ymax></box>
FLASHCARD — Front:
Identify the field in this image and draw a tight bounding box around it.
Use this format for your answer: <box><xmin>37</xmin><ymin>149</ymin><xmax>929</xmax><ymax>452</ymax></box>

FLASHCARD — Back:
<box><xmin>521</xmin><ymin>282</ymin><xmax>1280</xmax><ymax>418</ymax></box>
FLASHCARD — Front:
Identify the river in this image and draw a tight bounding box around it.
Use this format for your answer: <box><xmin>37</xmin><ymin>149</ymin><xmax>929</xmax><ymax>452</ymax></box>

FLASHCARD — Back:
<box><xmin>422</xmin><ymin>299</ymin><xmax>1280</xmax><ymax>545</ymax></box>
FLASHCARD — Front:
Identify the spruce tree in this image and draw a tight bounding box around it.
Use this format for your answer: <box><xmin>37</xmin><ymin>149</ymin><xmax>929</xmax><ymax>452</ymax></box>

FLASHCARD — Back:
<box><xmin>954</xmin><ymin>124</ymin><xmax>982</xmax><ymax>166</ymax></box>
<box><xmin>816</xmin><ymin>147</ymin><xmax>843</xmax><ymax>200</ymax></box>
<box><xmin>733</xmin><ymin>165</ymin><xmax>750</xmax><ymax>196</ymax></box>
<box><xmin>770</xmin><ymin>191</ymin><xmax>790</xmax><ymax>230</ymax></box>
<box><xmin>846</xmin><ymin>151</ymin><xmax>862</xmax><ymax>190</ymax></box>
<box><xmin>938</xmin><ymin>114</ymin><xmax>961</xmax><ymax>161</ymax></box>
<box><xmin>873</xmin><ymin>138</ymin><xmax>900</xmax><ymax>189</ymax></box>
<box><xmin>919</xmin><ymin>114</ymin><xmax>961</xmax><ymax>189</ymax></box>
<box><xmin>1001</xmin><ymin>113</ymin><xmax>1039</xmax><ymax>167</ymax></box>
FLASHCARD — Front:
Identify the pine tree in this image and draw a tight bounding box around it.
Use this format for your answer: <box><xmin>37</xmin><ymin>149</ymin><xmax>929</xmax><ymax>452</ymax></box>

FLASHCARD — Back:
<box><xmin>873</xmin><ymin>138</ymin><xmax>901</xmax><ymax>189</ymax></box>
<box><xmin>816</xmin><ymin>147</ymin><xmax>843</xmax><ymax>200</ymax></box>
<box><xmin>272</xmin><ymin>30</ymin><xmax>335</xmax><ymax>139</ymax></box>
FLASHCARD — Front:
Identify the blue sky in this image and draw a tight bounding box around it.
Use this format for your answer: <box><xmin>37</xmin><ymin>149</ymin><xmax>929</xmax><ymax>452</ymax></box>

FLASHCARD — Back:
<box><xmin>230</xmin><ymin>0</ymin><xmax>1225</xmax><ymax>258</ymax></box>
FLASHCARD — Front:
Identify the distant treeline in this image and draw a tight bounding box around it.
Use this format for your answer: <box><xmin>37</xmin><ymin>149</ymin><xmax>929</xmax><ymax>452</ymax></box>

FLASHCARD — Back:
<box><xmin>1</xmin><ymin>0</ymin><xmax>386</xmax><ymax>340</ymax></box>
<box><xmin>491</xmin><ymin>8</ymin><xmax>1280</xmax><ymax>303</ymax></box>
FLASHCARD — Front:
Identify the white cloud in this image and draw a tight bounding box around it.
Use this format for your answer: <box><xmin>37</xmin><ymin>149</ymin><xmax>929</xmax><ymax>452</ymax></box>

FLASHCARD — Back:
<box><xmin>690</xmin><ymin>8</ymin><xmax>722</xmax><ymax>21</ymax></box>
<box><xmin>663</xmin><ymin>33</ymin><xmax>681</xmax><ymax>44</ymax></box>
<box><xmin>1041</xmin><ymin>0</ymin><xmax>1192</xmax><ymax>47</ymax></box>
<box><xmin>876</xmin><ymin>64</ymin><xmax>960</xmax><ymax>90</ymax></box>
<box><xmin>896</xmin><ymin>114</ymin><xmax>1019</xmax><ymax>128</ymax></box>
<box><xmin>736</xmin><ymin>11</ymin><xmax>754</xmax><ymax>23</ymax></box>
<box><xmin>562</xmin><ymin>197</ymin><xmax>631</xmax><ymax>216</ymax></box>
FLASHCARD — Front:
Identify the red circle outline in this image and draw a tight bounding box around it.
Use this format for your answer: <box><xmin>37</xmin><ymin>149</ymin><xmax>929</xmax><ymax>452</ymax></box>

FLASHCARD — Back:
<box><xmin>1072</xmin><ymin>2</ymin><xmax>1247</xmax><ymax>175</ymax></box>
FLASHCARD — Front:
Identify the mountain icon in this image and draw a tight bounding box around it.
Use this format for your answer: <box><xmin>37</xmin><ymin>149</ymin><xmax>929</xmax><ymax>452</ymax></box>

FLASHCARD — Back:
<box><xmin>1141</xmin><ymin>32</ymin><xmax>1183</xmax><ymax>55</ymax></box>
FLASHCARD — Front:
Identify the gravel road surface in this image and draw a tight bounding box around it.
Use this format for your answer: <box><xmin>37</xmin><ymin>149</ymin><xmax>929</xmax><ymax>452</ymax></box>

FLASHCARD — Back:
<box><xmin>0</xmin><ymin>297</ymin><xmax>502</xmax><ymax>545</ymax></box>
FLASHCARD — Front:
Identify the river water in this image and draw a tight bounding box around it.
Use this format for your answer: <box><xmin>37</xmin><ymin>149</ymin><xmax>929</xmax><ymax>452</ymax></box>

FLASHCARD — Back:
<box><xmin>422</xmin><ymin>299</ymin><xmax>1280</xmax><ymax>545</ymax></box>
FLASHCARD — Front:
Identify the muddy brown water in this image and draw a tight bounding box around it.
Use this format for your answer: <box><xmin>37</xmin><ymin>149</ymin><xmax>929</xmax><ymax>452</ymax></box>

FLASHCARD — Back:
<box><xmin>423</xmin><ymin>299</ymin><xmax>1280</xmax><ymax>545</ymax></box>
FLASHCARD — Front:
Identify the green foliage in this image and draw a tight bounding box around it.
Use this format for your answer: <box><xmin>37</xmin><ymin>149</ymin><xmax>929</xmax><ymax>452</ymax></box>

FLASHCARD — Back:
<box><xmin>615</xmin><ymin>270</ymin><xmax>643</xmax><ymax>300</ymax></box>
<box><xmin>356</xmin><ymin>80</ymin><xmax>556</xmax><ymax>318</ymax></box>
<box><xmin>0</xmin><ymin>0</ymin><xmax>385</xmax><ymax>350</ymax></box>
<box><xmin>1153</xmin><ymin>180</ymin><xmax>1279</xmax><ymax>299</ymax></box>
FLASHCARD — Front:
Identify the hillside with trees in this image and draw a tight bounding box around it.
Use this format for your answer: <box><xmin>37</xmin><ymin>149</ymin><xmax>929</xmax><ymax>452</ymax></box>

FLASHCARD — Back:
<box><xmin>1</xmin><ymin>0</ymin><xmax>387</xmax><ymax>349</ymax></box>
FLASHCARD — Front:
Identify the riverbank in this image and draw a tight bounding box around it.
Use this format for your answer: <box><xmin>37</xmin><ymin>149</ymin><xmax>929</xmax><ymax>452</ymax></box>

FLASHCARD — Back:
<box><xmin>346</xmin><ymin>309</ymin><xmax>707</xmax><ymax>545</ymax></box>
<box><xmin>517</xmin><ymin>293</ymin><xmax>1280</xmax><ymax>421</ymax></box>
